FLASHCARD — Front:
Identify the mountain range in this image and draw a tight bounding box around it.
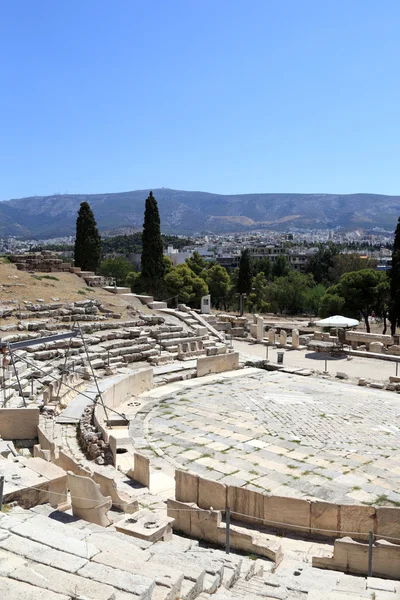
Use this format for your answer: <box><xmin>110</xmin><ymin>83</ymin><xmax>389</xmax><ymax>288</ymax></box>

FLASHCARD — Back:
<box><xmin>0</xmin><ymin>189</ymin><xmax>399</xmax><ymax>238</ymax></box>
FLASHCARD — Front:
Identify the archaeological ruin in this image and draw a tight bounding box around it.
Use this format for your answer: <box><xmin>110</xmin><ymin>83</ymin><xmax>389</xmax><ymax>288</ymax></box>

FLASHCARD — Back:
<box><xmin>1</xmin><ymin>257</ymin><xmax>400</xmax><ymax>598</ymax></box>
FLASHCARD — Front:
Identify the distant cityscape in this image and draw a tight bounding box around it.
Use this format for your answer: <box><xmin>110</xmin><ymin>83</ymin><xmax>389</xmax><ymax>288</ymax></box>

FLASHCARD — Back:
<box><xmin>0</xmin><ymin>227</ymin><xmax>393</xmax><ymax>272</ymax></box>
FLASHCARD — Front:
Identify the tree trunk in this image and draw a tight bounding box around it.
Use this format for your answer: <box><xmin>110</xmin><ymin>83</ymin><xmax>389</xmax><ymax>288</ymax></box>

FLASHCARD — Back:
<box><xmin>382</xmin><ymin>312</ymin><xmax>387</xmax><ymax>335</ymax></box>
<box><xmin>389</xmin><ymin>310</ymin><xmax>396</xmax><ymax>336</ymax></box>
<box><xmin>363</xmin><ymin>312</ymin><xmax>370</xmax><ymax>333</ymax></box>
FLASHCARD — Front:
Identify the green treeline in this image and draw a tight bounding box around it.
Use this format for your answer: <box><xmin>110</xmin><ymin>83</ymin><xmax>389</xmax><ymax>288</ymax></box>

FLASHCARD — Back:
<box><xmin>68</xmin><ymin>195</ymin><xmax>400</xmax><ymax>334</ymax></box>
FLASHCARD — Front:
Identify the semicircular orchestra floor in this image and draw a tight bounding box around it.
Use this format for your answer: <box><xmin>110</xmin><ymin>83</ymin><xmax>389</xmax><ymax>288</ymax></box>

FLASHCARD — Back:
<box><xmin>147</xmin><ymin>370</ymin><xmax>400</xmax><ymax>506</ymax></box>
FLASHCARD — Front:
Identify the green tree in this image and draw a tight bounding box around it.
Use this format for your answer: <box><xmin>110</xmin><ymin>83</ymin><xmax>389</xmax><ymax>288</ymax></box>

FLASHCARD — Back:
<box><xmin>204</xmin><ymin>264</ymin><xmax>230</xmax><ymax>309</ymax></box>
<box><xmin>141</xmin><ymin>191</ymin><xmax>165</xmax><ymax>297</ymax></box>
<box><xmin>164</xmin><ymin>264</ymin><xmax>208</xmax><ymax>308</ymax></box>
<box><xmin>74</xmin><ymin>202</ymin><xmax>101</xmax><ymax>272</ymax></box>
<box><xmin>305</xmin><ymin>244</ymin><xmax>339</xmax><ymax>285</ymax></box>
<box><xmin>98</xmin><ymin>256</ymin><xmax>134</xmax><ymax>285</ymax></box>
<box><xmin>226</xmin><ymin>268</ymin><xmax>239</xmax><ymax>311</ymax></box>
<box><xmin>303</xmin><ymin>284</ymin><xmax>326</xmax><ymax>316</ymax></box>
<box><xmin>237</xmin><ymin>249</ymin><xmax>252</xmax><ymax>295</ymax></box>
<box><xmin>126</xmin><ymin>270</ymin><xmax>141</xmax><ymax>292</ymax></box>
<box><xmin>252</xmin><ymin>257</ymin><xmax>272</xmax><ymax>280</ymax></box>
<box><xmin>330</xmin><ymin>269</ymin><xmax>386</xmax><ymax>332</ymax></box>
<box><xmin>247</xmin><ymin>272</ymin><xmax>269</xmax><ymax>313</ymax></box>
<box><xmin>271</xmin><ymin>255</ymin><xmax>290</xmax><ymax>279</ymax></box>
<box><xmin>266</xmin><ymin>272</ymin><xmax>314</xmax><ymax>314</ymax></box>
<box><xmin>329</xmin><ymin>253</ymin><xmax>377</xmax><ymax>284</ymax></box>
<box><xmin>389</xmin><ymin>217</ymin><xmax>400</xmax><ymax>335</ymax></box>
<box><xmin>319</xmin><ymin>293</ymin><xmax>345</xmax><ymax>318</ymax></box>
<box><xmin>185</xmin><ymin>251</ymin><xmax>207</xmax><ymax>276</ymax></box>
<box><xmin>375</xmin><ymin>275</ymin><xmax>390</xmax><ymax>334</ymax></box>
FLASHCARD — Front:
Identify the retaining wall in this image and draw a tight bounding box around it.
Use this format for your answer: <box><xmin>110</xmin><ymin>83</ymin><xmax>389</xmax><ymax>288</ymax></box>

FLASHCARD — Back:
<box><xmin>175</xmin><ymin>470</ymin><xmax>400</xmax><ymax>543</ymax></box>
<box><xmin>93</xmin><ymin>368</ymin><xmax>153</xmax><ymax>463</ymax></box>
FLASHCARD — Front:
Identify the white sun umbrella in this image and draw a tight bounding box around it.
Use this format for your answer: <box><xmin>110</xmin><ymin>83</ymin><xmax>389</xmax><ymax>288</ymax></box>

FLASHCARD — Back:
<box><xmin>314</xmin><ymin>315</ymin><xmax>359</xmax><ymax>328</ymax></box>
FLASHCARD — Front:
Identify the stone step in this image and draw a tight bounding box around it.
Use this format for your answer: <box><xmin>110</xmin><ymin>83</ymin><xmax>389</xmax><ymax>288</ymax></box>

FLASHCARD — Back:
<box><xmin>0</xmin><ymin>577</ymin><xmax>70</xmax><ymax>600</ymax></box>
<box><xmin>2</xmin><ymin>552</ymin><xmax>125</xmax><ymax>600</ymax></box>
<box><xmin>0</xmin><ymin>532</ymin><xmax>89</xmax><ymax>574</ymax></box>
<box><xmin>6</xmin><ymin>518</ymin><xmax>98</xmax><ymax>559</ymax></box>
<box><xmin>77</xmin><ymin>562</ymin><xmax>155</xmax><ymax>599</ymax></box>
<box><xmin>232</xmin><ymin>576</ymin><xmax>288</xmax><ymax>599</ymax></box>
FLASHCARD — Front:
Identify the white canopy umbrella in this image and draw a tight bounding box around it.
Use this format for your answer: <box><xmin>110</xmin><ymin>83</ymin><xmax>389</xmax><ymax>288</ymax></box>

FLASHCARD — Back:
<box><xmin>314</xmin><ymin>315</ymin><xmax>359</xmax><ymax>328</ymax></box>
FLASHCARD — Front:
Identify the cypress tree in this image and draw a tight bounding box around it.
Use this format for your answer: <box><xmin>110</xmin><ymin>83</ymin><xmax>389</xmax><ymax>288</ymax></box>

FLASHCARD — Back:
<box><xmin>74</xmin><ymin>202</ymin><xmax>101</xmax><ymax>272</ymax></box>
<box><xmin>389</xmin><ymin>217</ymin><xmax>400</xmax><ymax>335</ymax></box>
<box><xmin>237</xmin><ymin>249</ymin><xmax>252</xmax><ymax>295</ymax></box>
<box><xmin>141</xmin><ymin>191</ymin><xmax>165</xmax><ymax>297</ymax></box>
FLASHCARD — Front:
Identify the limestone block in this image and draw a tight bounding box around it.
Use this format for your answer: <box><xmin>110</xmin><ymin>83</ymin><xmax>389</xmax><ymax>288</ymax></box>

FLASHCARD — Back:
<box><xmin>279</xmin><ymin>330</ymin><xmax>287</xmax><ymax>346</ymax></box>
<box><xmin>115</xmin><ymin>509</ymin><xmax>175</xmax><ymax>543</ymax></box>
<box><xmin>310</xmin><ymin>501</ymin><xmax>339</xmax><ymax>537</ymax></box>
<box><xmin>339</xmin><ymin>504</ymin><xmax>375</xmax><ymax>541</ymax></box>
<box><xmin>313</xmin><ymin>536</ymin><xmax>400</xmax><ymax>579</ymax></box>
<box><xmin>376</xmin><ymin>506</ymin><xmax>400</xmax><ymax>539</ymax></box>
<box><xmin>249</xmin><ymin>324</ymin><xmax>257</xmax><ymax>339</ymax></box>
<box><xmin>133</xmin><ymin>453</ymin><xmax>150</xmax><ymax>488</ymax></box>
<box><xmin>227</xmin><ymin>486</ymin><xmax>264</xmax><ymax>524</ymax></box>
<box><xmin>67</xmin><ymin>471</ymin><xmax>112</xmax><ymax>527</ymax></box>
<box><xmin>190</xmin><ymin>507</ymin><xmax>222</xmax><ymax>544</ymax></box>
<box><xmin>167</xmin><ymin>498</ymin><xmax>195</xmax><ymax>535</ymax></box>
<box><xmin>291</xmin><ymin>329</ymin><xmax>300</xmax><ymax>349</ymax></box>
<box><xmin>346</xmin><ymin>330</ymin><xmax>393</xmax><ymax>346</ymax></box>
<box><xmin>0</xmin><ymin>407</ymin><xmax>39</xmax><ymax>440</ymax></box>
<box><xmin>369</xmin><ymin>341</ymin><xmax>384</xmax><ymax>354</ymax></box>
<box><xmin>198</xmin><ymin>477</ymin><xmax>227</xmax><ymax>510</ymax></box>
<box><xmin>33</xmin><ymin>444</ymin><xmax>51</xmax><ymax>462</ymax></box>
<box><xmin>256</xmin><ymin>316</ymin><xmax>264</xmax><ymax>342</ymax></box>
<box><xmin>196</xmin><ymin>352</ymin><xmax>239</xmax><ymax>377</ymax></box>
<box><xmin>267</xmin><ymin>328</ymin><xmax>276</xmax><ymax>345</ymax></box>
<box><xmin>175</xmin><ymin>470</ymin><xmax>199</xmax><ymax>503</ymax></box>
<box><xmin>264</xmin><ymin>495</ymin><xmax>310</xmax><ymax>533</ymax></box>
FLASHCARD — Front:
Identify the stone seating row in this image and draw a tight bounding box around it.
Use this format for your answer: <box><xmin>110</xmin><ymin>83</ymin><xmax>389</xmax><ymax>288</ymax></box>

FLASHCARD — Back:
<box><xmin>0</xmin><ymin>504</ymin><xmax>261</xmax><ymax>600</ymax></box>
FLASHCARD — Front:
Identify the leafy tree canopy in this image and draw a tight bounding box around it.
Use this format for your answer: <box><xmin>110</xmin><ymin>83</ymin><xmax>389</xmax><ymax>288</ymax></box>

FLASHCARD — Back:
<box><xmin>266</xmin><ymin>272</ymin><xmax>315</xmax><ymax>314</ymax></box>
<box><xmin>204</xmin><ymin>263</ymin><xmax>230</xmax><ymax>309</ymax></box>
<box><xmin>305</xmin><ymin>243</ymin><xmax>339</xmax><ymax>285</ymax></box>
<box><xmin>252</xmin><ymin>257</ymin><xmax>272</xmax><ymax>280</ymax></box>
<box><xmin>98</xmin><ymin>256</ymin><xmax>133</xmax><ymax>285</ymax></box>
<box><xmin>271</xmin><ymin>255</ymin><xmax>290</xmax><ymax>279</ymax></box>
<box><xmin>185</xmin><ymin>251</ymin><xmax>208</xmax><ymax>276</ymax></box>
<box><xmin>327</xmin><ymin>269</ymin><xmax>388</xmax><ymax>332</ymax></box>
<box><xmin>164</xmin><ymin>264</ymin><xmax>208</xmax><ymax>308</ymax></box>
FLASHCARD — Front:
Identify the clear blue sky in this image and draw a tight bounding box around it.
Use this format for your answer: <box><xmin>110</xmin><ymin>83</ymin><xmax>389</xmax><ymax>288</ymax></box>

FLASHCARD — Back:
<box><xmin>1</xmin><ymin>0</ymin><xmax>400</xmax><ymax>200</ymax></box>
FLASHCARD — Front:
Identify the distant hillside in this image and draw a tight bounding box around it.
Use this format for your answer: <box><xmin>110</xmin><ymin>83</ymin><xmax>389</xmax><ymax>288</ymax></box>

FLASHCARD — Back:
<box><xmin>0</xmin><ymin>188</ymin><xmax>399</xmax><ymax>238</ymax></box>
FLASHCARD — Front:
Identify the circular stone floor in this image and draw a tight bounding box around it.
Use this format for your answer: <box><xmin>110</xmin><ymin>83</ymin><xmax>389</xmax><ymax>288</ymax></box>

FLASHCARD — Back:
<box><xmin>147</xmin><ymin>370</ymin><xmax>400</xmax><ymax>506</ymax></box>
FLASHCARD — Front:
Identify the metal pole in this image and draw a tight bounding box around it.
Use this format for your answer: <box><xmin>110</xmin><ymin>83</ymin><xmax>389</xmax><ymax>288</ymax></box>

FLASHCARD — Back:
<box><xmin>325</xmin><ymin>358</ymin><xmax>327</xmax><ymax>373</ymax></box>
<box><xmin>396</xmin><ymin>362</ymin><xmax>399</xmax><ymax>377</ymax></box>
<box><xmin>78</xmin><ymin>328</ymin><xmax>111</xmax><ymax>426</ymax></box>
<box><xmin>368</xmin><ymin>530</ymin><xmax>373</xmax><ymax>577</ymax></box>
<box><xmin>8</xmin><ymin>348</ymin><xmax>26</xmax><ymax>407</ymax></box>
<box><xmin>0</xmin><ymin>475</ymin><xmax>4</xmax><ymax>511</ymax></box>
<box><xmin>266</xmin><ymin>344</ymin><xmax>269</xmax><ymax>360</ymax></box>
<box><xmin>225</xmin><ymin>506</ymin><xmax>230</xmax><ymax>554</ymax></box>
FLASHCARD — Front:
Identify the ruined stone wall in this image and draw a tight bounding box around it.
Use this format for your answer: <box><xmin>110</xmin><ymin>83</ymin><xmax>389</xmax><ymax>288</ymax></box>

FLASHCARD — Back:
<box><xmin>174</xmin><ymin>470</ymin><xmax>400</xmax><ymax>543</ymax></box>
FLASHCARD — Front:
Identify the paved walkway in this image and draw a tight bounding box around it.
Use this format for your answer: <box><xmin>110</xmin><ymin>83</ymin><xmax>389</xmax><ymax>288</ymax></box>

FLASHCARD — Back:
<box><xmin>234</xmin><ymin>339</ymin><xmax>400</xmax><ymax>384</ymax></box>
<box><xmin>142</xmin><ymin>368</ymin><xmax>400</xmax><ymax>506</ymax></box>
